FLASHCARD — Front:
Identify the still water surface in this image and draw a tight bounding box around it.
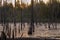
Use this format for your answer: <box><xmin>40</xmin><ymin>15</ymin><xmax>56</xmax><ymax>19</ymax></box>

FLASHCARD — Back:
<box><xmin>0</xmin><ymin>23</ymin><xmax>60</xmax><ymax>38</ymax></box>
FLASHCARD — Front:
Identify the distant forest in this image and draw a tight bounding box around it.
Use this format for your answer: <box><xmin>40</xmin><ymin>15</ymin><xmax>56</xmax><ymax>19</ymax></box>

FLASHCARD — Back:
<box><xmin>0</xmin><ymin>0</ymin><xmax>60</xmax><ymax>23</ymax></box>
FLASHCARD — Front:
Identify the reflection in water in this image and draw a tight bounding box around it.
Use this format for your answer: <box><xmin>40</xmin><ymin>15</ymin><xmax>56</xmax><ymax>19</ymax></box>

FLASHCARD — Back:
<box><xmin>0</xmin><ymin>23</ymin><xmax>60</xmax><ymax>38</ymax></box>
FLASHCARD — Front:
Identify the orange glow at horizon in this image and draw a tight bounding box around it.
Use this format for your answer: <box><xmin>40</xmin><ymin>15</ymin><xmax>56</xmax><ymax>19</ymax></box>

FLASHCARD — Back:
<box><xmin>43</xmin><ymin>0</ymin><xmax>49</xmax><ymax>4</ymax></box>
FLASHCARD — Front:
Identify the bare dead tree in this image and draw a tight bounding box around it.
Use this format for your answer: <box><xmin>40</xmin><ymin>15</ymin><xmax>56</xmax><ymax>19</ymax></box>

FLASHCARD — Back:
<box><xmin>52</xmin><ymin>0</ymin><xmax>57</xmax><ymax>29</ymax></box>
<box><xmin>48</xmin><ymin>0</ymin><xmax>52</xmax><ymax>30</ymax></box>
<box><xmin>28</xmin><ymin>0</ymin><xmax>34</xmax><ymax>35</ymax></box>
<box><xmin>21</xmin><ymin>0</ymin><xmax>23</xmax><ymax>31</ymax></box>
<box><xmin>12</xmin><ymin>30</ymin><xmax>14</xmax><ymax>40</ymax></box>
<box><xmin>1</xmin><ymin>0</ymin><xmax>8</xmax><ymax>39</ymax></box>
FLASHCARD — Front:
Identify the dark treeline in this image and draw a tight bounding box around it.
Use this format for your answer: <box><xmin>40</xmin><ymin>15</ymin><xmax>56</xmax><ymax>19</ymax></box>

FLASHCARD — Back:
<box><xmin>0</xmin><ymin>0</ymin><xmax>60</xmax><ymax>23</ymax></box>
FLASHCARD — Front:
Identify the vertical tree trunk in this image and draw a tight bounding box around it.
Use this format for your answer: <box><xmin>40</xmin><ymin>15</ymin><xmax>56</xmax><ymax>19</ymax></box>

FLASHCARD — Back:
<box><xmin>15</xmin><ymin>0</ymin><xmax>16</xmax><ymax>7</ymax></box>
<box><xmin>12</xmin><ymin>30</ymin><xmax>14</xmax><ymax>40</ymax></box>
<box><xmin>48</xmin><ymin>0</ymin><xmax>52</xmax><ymax>30</ymax></box>
<box><xmin>28</xmin><ymin>0</ymin><xmax>34</xmax><ymax>35</ymax></box>
<box><xmin>21</xmin><ymin>0</ymin><xmax>22</xmax><ymax>30</ymax></box>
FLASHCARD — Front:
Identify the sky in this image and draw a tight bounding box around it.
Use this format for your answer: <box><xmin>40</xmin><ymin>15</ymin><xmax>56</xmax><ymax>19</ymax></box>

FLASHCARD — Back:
<box><xmin>43</xmin><ymin>0</ymin><xmax>49</xmax><ymax>4</ymax></box>
<box><xmin>6</xmin><ymin>0</ymin><xmax>49</xmax><ymax>5</ymax></box>
<box><xmin>6</xmin><ymin>0</ymin><xmax>31</xmax><ymax>6</ymax></box>
<box><xmin>22</xmin><ymin>0</ymin><xmax>31</xmax><ymax>4</ymax></box>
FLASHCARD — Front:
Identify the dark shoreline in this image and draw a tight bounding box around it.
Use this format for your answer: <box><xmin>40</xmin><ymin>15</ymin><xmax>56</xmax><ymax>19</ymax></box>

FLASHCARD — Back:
<box><xmin>0</xmin><ymin>37</ymin><xmax>60</xmax><ymax>40</ymax></box>
<box><xmin>0</xmin><ymin>21</ymin><xmax>60</xmax><ymax>23</ymax></box>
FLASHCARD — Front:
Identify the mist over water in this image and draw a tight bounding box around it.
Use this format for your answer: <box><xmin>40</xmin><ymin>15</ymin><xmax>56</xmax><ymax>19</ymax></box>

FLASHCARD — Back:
<box><xmin>0</xmin><ymin>23</ymin><xmax>60</xmax><ymax>38</ymax></box>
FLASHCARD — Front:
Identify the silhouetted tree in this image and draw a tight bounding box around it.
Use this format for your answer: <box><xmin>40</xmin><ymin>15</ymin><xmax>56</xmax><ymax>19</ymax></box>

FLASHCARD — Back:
<box><xmin>28</xmin><ymin>0</ymin><xmax>34</xmax><ymax>35</ymax></box>
<box><xmin>1</xmin><ymin>31</ymin><xmax>6</xmax><ymax>40</ymax></box>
